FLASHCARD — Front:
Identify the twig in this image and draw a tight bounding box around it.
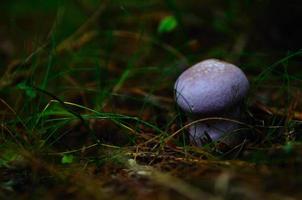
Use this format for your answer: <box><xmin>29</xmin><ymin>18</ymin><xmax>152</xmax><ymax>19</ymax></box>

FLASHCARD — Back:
<box><xmin>127</xmin><ymin>159</ymin><xmax>219</xmax><ymax>200</ymax></box>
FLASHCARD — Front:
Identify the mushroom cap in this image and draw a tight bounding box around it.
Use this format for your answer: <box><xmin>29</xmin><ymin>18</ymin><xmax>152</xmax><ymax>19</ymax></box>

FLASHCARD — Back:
<box><xmin>174</xmin><ymin>59</ymin><xmax>249</xmax><ymax>115</ymax></box>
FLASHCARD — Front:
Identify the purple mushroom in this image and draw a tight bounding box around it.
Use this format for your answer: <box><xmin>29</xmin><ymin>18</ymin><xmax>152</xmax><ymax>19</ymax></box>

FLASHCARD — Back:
<box><xmin>174</xmin><ymin>59</ymin><xmax>249</xmax><ymax>146</ymax></box>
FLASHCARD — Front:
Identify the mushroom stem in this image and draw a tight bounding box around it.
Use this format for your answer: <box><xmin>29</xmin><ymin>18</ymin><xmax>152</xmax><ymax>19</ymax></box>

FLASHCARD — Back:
<box><xmin>188</xmin><ymin>106</ymin><xmax>245</xmax><ymax>146</ymax></box>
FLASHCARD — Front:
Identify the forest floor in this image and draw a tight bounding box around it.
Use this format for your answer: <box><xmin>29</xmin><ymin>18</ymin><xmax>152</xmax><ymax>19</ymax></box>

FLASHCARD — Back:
<box><xmin>1</xmin><ymin>1</ymin><xmax>302</xmax><ymax>199</ymax></box>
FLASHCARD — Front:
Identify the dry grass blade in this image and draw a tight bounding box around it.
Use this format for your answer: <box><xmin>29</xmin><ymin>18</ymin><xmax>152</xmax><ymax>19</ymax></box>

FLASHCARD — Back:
<box><xmin>165</xmin><ymin>117</ymin><xmax>253</xmax><ymax>143</ymax></box>
<box><xmin>56</xmin><ymin>0</ymin><xmax>109</xmax><ymax>53</ymax></box>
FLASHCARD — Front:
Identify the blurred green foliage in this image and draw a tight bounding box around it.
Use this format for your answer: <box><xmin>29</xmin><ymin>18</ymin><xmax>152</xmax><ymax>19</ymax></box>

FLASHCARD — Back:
<box><xmin>61</xmin><ymin>154</ymin><xmax>74</xmax><ymax>164</ymax></box>
<box><xmin>157</xmin><ymin>15</ymin><xmax>178</xmax><ymax>33</ymax></box>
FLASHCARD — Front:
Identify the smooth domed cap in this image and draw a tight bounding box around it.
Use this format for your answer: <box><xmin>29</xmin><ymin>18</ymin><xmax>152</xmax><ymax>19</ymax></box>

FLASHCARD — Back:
<box><xmin>174</xmin><ymin>59</ymin><xmax>249</xmax><ymax>115</ymax></box>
